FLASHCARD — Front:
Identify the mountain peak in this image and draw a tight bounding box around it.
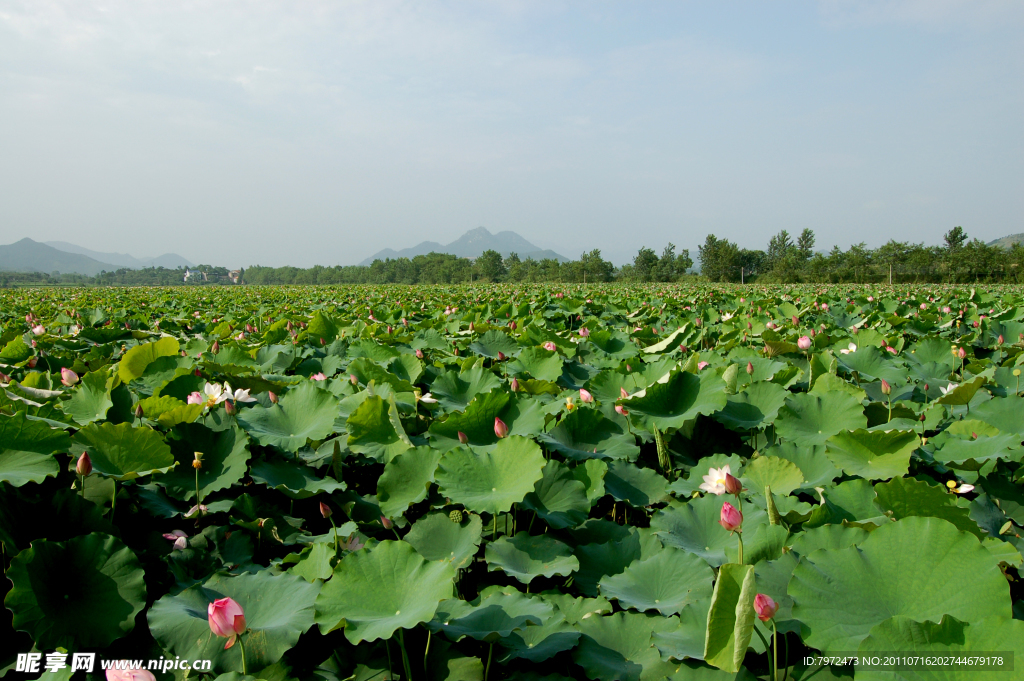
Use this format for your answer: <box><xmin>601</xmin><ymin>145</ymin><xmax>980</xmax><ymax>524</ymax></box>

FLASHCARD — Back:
<box><xmin>359</xmin><ymin>227</ymin><xmax>567</xmax><ymax>266</ymax></box>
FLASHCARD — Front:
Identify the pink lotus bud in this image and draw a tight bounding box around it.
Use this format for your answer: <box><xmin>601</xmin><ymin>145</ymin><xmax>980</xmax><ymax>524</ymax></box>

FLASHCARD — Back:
<box><xmin>246</xmin><ymin>324</ymin><xmax>255</xmax><ymax>333</ymax></box>
<box><xmin>498</xmin><ymin>351</ymin><xmax>506</xmax><ymax>361</ymax></box>
<box><xmin>0</xmin><ymin>372</ymin><xmax>9</xmax><ymax>384</ymax></box>
<box><xmin>579</xmin><ymin>327</ymin><xmax>590</xmax><ymax>337</ymax></box>
<box><xmin>402</xmin><ymin>317</ymin><xmax>408</xmax><ymax>326</ymax></box>
<box><xmin>494</xmin><ymin>417</ymin><xmax>509</xmax><ymax>439</ymax></box>
<box><xmin>469</xmin><ymin>322</ymin><xmax>475</xmax><ymax>332</ymax></box>
<box><xmin>754</xmin><ymin>593</ymin><xmax>778</xmax><ymax>622</ymax></box>
<box><xmin>380</xmin><ymin>516</ymin><xmax>393</xmax><ymax>529</ymax></box>
<box><xmin>415</xmin><ymin>348</ymin><xmax>424</xmax><ymax>359</ymax></box>
<box><xmin>620</xmin><ymin>387</ymin><xmax>629</xmax><ymax>399</ymax></box>
<box><xmin>350</xmin><ymin>374</ymin><xmax>358</xmax><ymax>385</ymax></box>
<box><xmin>31</xmin><ymin>325</ymin><xmax>45</xmax><ymax>336</ymax></box>
<box><xmin>797</xmin><ymin>336</ymin><xmax>812</xmax><ymax>350</ymax></box>
<box><xmin>543</xmin><ymin>341</ymin><xmax>557</xmax><ymax>352</ymax></box>
<box><xmin>867</xmin><ymin>296</ymin><xmax>874</xmax><ymax>302</ymax></box>
<box><xmin>880</xmin><ymin>379</ymin><xmax>891</xmax><ymax>395</ymax></box>
<box><xmin>615</xmin><ymin>405</ymin><xmax>629</xmax><ymax>416</ymax></box>
<box><xmin>998</xmin><ymin>335</ymin><xmax>1005</xmax><ymax>345</ymax></box>
<box><xmin>510</xmin><ymin>377</ymin><xmax>519</xmax><ymax>392</ymax></box>
<box><xmin>76</xmin><ymin>452</ymin><xmax>92</xmax><ymax>476</ymax></box>
<box><xmin>224</xmin><ymin>400</ymin><xmax>237</xmax><ymax>415</ymax></box>
<box><xmin>135</xmin><ymin>403</ymin><xmax>144</xmax><ymax>418</ymax></box>
<box><xmin>697</xmin><ymin>361</ymin><xmax>709</xmax><ymax>370</ymax></box>
<box><xmin>723</xmin><ymin>472</ymin><xmax>743</xmax><ymax>495</ymax></box>
<box><xmin>746</xmin><ymin>362</ymin><xmax>753</xmax><ymax>375</ymax></box>
<box><xmin>268</xmin><ymin>391</ymin><xmax>278</xmax><ymax>403</ymax></box>
<box><xmin>719</xmin><ymin>502</ymin><xmax>742</xmax><ymax>532</ymax></box>
<box><xmin>208</xmin><ymin>597</ymin><xmax>246</xmax><ymax>646</ymax></box>
<box><xmin>458</xmin><ymin>431</ymin><xmax>469</xmax><ymax>445</ymax></box>
<box><xmin>211</xmin><ymin>341</ymin><xmax>220</xmax><ymax>354</ymax></box>
<box><xmin>187</xmin><ymin>391</ymin><xmax>203</xmax><ymax>405</ymax></box>
<box><xmin>791</xmin><ymin>316</ymin><xmax>798</xmax><ymax>326</ymax></box>
<box><xmin>320</xmin><ymin>501</ymin><xmax>332</xmax><ymax>518</ymax></box>
<box><xmin>509</xmin><ymin>321</ymin><xmax>517</xmax><ymax>330</ymax></box>
<box><xmin>957</xmin><ymin>347</ymin><xmax>967</xmax><ymax>359</ymax></box>
<box><xmin>61</xmin><ymin>367</ymin><xmax>79</xmax><ymax>386</ymax></box>
<box><xmin>579</xmin><ymin>388</ymin><xmax>594</xmax><ymax>403</ymax></box>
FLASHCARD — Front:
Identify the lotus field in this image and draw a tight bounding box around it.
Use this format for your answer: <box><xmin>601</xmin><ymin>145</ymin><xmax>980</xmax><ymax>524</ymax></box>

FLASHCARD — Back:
<box><xmin>3</xmin><ymin>284</ymin><xmax>1024</xmax><ymax>681</ymax></box>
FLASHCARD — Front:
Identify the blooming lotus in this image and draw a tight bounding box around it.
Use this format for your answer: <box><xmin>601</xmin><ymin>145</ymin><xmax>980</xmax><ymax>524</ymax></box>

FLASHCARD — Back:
<box><xmin>310</xmin><ymin>372</ymin><xmax>327</xmax><ymax>381</ymax></box>
<box><xmin>797</xmin><ymin>336</ymin><xmax>812</xmax><ymax>351</ymax></box>
<box><xmin>163</xmin><ymin>530</ymin><xmax>188</xmax><ymax>551</ymax></box>
<box><xmin>31</xmin><ymin>325</ymin><xmax>45</xmax><ymax>335</ymax></box>
<box><xmin>208</xmin><ymin>597</ymin><xmax>247</xmax><ymax>648</ymax></box>
<box><xmin>419</xmin><ymin>392</ymin><xmax>438</xmax><ymax>404</ymax></box>
<box><xmin>105</xmin><ymin>665</ymin><xmax>157</xmax><ymax>681</ymax></box>
<box><xmin>700</xmin><ymin>465</ymin><xmax>736</xmax><ymax>496</ymax></box>
<box><xmin>223</xmin><ymin>382</ymin><xmax>257</xmax><ymax>403</ymax></box>
<box><xmin>543</xmin><ymin>341</ymin><xmax>557</xmax><ymax>352</ymax></box>
<box><xmin>939</xmin><ymin>382</ymin><xmax>958</xmax><ymax>396</ymax></box>
<box><xmin>579</xmin><ymin>327</ymin><xmax>590</xmax><ymax>337</ymax></box>
<box><xmin>197</xmin><ymin>382</ymin><xmax>229</xmax><ymax>409</ymax></box>
<box><xmin>840</xmin><ymin>342</ymin><xmax>857</xmax><ymax>355</ymax></box>
<box><xmin>187</xmin><ymin>391</ymin><xmax>204</xmax><ymax>405</ymax></box>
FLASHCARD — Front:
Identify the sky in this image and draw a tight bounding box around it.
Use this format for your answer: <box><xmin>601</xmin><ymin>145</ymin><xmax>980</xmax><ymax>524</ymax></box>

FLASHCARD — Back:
<box><xmin>0</xmin><ymin>0</ymin><xmax>1021</xmax><ymax>268</ymax></box>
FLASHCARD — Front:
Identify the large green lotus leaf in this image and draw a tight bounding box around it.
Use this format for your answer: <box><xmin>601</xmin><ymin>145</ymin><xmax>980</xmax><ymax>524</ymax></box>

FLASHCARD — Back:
<box><xmin>873</xmin><ymin>476</ymin><xmax>983</xmax><ymax>537</ymax></box>
<box><xmin>435</xmin><ymin>437</ymin><xmax>546</xmax><ymax>515</ymax></box>
<box><xmin>856</xmin><ymin>616</ymin><xmax>1024</xmax><ymax>681</ymax></box>
<box><xmin>0</xmin><ymin>336</ymin><xmax>33</xmax><ymax>362</ymax></box>
<box><xmin>346</xmin><ymin>394</ymin><xmax>412</xmax><ymax>462</ymax></box>
<box><xmin>346</xmin><ymin>357</ymin><xmax>414</xmax><ymax>392</ymax></box>
<box><xmin>539</xmin><ymin>408</ymin><xmax>640</xmax><ymax>462</ymax></box>
<box><xmin>377</xmin><ymin>446</ymin><xmax>443</xmax><ymax>518</ymax></box>
<box><xmin>429</xmin><ymin>366</ymin><xmax>503</xmax><ymax>411</ymax></box>
<box><xmin>543</xmin><ymin>592</ymin><xmax>613</xmax><ymax>624</ymax></box>
<box><xmin>429</xmin><ymin>586</ymin><xmax>552</xmax><ymax>643</ymax></box>
<box><xmin>824</xmin><ymin>428</ymin><xmax>918</xmax><ymax>480</ymax></box>
<box><xmin>789</xmin><ymin>524</ymin><xmax>870</xmax><ymax>556</ymax></box>
<box><xmin>5</xmin><ymin>533</ymin><xmax>146</xmax><ymax>650</ymax></box>
<box><xmin>573</xmin><ymin>611</ymin><xmax>682</xmax><ymax>681</ymax></box>
<box><xmin>405</xmin><ymin>511</ymin><xmax>482</xmax><ymax>569</ymax></box>
<box><xmin>714</xmin><ymin>382</ymin><xmax>789</xmax><ymax>431</ymax></box>
<box><xmin>649</xmin><ymin>603</ymin><xmax>712</xmax><ymax>664</ymax></box>
<box><xmin>498</xmin><ymin>611</ymin><xmax>581</xmax><ymax>663</ymax></box>
<box><xmin>574</xmin><ymin>458</ymin><xmax>609</xmax><ymax>504</ymax></box>
<box><xmin>620</xmin><ymin>369</ymin><xmax>728</xmax><ymax>432</ymax></box>
<box><xmin>978</xmin><ymin>471</ymin><xmax>1024</xmax><ymax>524</ymax></box>
<box><xmin>61</xmin><ymin>368</ymin><xmax>114</xmax><ymax>425</ymax></box>
<box><xmin>598</xmin><ymin>546</ymin><xmax>713</xmax><ymax>616</ymax></box>
<box><xmin>929</xmin><ymin>431</ymin><xmax>1021</xmax><ymax>470</ymax></box>
<box><xmin>774</xmin><ymin>392</ymin><xmax>867</xmax><ymax>447</ymax></box>
<box><xmin>484</xmin><ymin>532</ymin><xmax>579</xmax><ymax>584</ymax></box>
<box><xmin>250</xmin><ymin>458</ymin><xmax>345</xmax><ymax>500</ymax></box>
<box><xmin>972</xmin><ymin>396</ymin><xmax>1024</xmax><ymax>435</ymax></box>
<box><xmin>315</xmin><ymin>540</ymin><xmax>455</xmax><ymax>643</ymax></box>
<box><xmin>589</xmin><ymin>329</ymin><xmax>639</xmax><ymax>359</ymax></box>
<box><xmin>574</xmin><ymin>532</ymin><xmax>643</xmax><ymax>597</ymax></box>
<box><xmin>283</xmin><ymin>539</ymin><xmax>336</xmax><ymax>582</ymax></box>
<box><xmin>521</xmin><ymin>458</ymin><xmax>592</xmax><ymax>529</ymax></box>
<box><xmin>149</xmin><ymin>570</ymin><xmax>319</xmax><ymax>673</ymax></box>
<box><xmin>429</xmin><ymin>391</ymin><xmax>546</xmax><ymax>448</ymax></box>
<box><xmin>604</xmin><ymin>460</ymin><xmax>669</xmax><ymax>508</ymax></box>
<box><xmin>307</xmin><ymin>310</ymin><xmax>339</xmax><ymax>344</ymax></box>
<box><xmin>740</xmin><ymin>456</ymin><xmax>804</xmax><ymax>497</ymax></box>
<box><xmin>0</xmin><ymin>411</ymin><xmax>70</xmax><ymax>486</ymax></box>
<box><xmin>72</xmin><ymin>422</ymin><xmax>176</xmax><ymax>481</ymax></box>
<box><xmin>468</xmin><ymin>329</ymin><xmax>519</xmax><ymax>359</ymax></box>
<box><xmin>161</xmin><ymin>423</ymin><xmax>251</xmax><ymax>500</ymax></box>
<box><xmin>936</xmin><ymin>376</ymin><xmax>986</xmax><ymax>407</ymax></box>
<box><xmin>510</xmin><ymin>346</ymin><xmax>565</xmax><ymax>381</ymax></box>
<box><xmin>763</xmin><ymin>442</ymin><xmax>840</xmax><ymax>490</ymax></box>
<box><xmin>347</xmin><ymin>337</ymin><xmax>400</xmax><ymax>363</ymax></box>
<box><xmin>789</xmin><ymin>517</ymin><xmax>1011</xmax><ymax>653</ymax></box>
<box><xmin>835</xmin><ymin>345</ymin><xmax>906</xmax><ymax>384</ymax></box>
<box><xmin>703</xmin><ymin>563</ymin><xmax>757</xmax><ymax>674</ymax></box>
<box><xmin>651</xmin><ymin>494</ymin><xmax>767</xmax><ymax>567</ymax></box>
<box><xmin>117</xmin><ymin>336</ymin><xmax>179</xmax><ymax>383</ymax></box>
<box><xmin>237</xmin><ymin>381</ymin><xmax>339</xmax><ymax>452</ymax></box>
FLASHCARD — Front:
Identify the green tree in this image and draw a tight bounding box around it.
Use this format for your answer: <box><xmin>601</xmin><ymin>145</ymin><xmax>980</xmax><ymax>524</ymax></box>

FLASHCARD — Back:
<box><xmin>698</xmin><ymin>234</ymin><xmax>740</xmax><ymax>282</ymax></box>
<box><xmin>797</xmin><ymin>229</ymin><xmax>816</xmax><ymax>260</ymax></box>
<box><xmin>632</xmin><ymin>247</ymin><xmax>659</xmax><ymax>282</ymax></box>
<box><xmin>474</xmin><ymin>250</ymin><xmax>507</xmax><ymax>282</ymax></box>
<box><xmin>766</xmin><ymin>230</ymin><xmax>794</xmax><ymax>270</ymax></box>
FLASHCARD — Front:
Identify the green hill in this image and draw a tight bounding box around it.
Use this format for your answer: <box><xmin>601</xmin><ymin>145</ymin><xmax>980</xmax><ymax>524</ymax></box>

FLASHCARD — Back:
<box><xmin>0</xmin><ymin>238</ymin><xmax>115</xmax><ymax>276</ymax></box>
<box><xmin>988</xmin><ymin>233</ymin><xmax>1024</xmax><ymax>249</ymax></box>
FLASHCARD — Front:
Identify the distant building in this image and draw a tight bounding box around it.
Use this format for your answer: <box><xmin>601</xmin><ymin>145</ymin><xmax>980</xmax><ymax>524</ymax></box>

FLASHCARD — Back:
<box><xmin>183</xmin><ymin>269</ymin><xmax>207</xmax><ymax>282</ymax></box>
<box><xmin>228</xmin><ymin>270</ymin><xmax>242</xmax><ymax>284</ymax></box>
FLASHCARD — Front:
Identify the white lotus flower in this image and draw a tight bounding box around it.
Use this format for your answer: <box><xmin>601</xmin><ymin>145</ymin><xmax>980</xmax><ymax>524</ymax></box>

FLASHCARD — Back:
<box><xmin>840</xmin><ymin>343</ymin><xmax>857</xmax><ymax>355</ymax></box>
<box><xmin>223</xmin><ymin>382</ymin><xmax>256</xmax><ymax>403</ymax></box>
<box><xmin>200</xmin><ymin>382</ymin><xmax>229</xmax><ymax>408</ymax></box>
<box><xmin>418</xmin><ymin>392</ymin><xmax>438</xmax><ymax>404</ymax></box>
<box><xmin>721</xmin><ymin>312</ymin><xmax>734</xmax><ymax>322</ymax></box>
<box><xmin>700</xmin><ymin>465</ymin><xmax>732</xmax><ymax>496</ymax></box>
<box><xmin>940</xmin><ymin>382</ymin><xmax>959</xmax><ymax>396</ymax></box>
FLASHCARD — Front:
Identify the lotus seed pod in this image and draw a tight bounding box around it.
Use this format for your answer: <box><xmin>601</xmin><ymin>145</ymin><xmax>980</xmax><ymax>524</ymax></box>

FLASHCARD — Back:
<box><xmin>449</xmin><ymin>509</ymin><xmax>464</xmax><ymax>523</ymax></box>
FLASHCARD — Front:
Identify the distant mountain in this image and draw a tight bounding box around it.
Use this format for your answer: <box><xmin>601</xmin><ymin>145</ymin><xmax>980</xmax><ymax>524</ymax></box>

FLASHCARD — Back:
<box><xmin>0</xmin><ymin>238</ymin><xmax>117</xmax><ymax>276</ymax></box>
<box><xmin>988</xmin><ymin>233</ymin><xmax>1024</xmax><ymax>249</ymax></box>
<box><xmin>45</xmin><ymin>241</ymin><xmax>193</xmax><ymax>269</ymax></box>
<box><xmin>360</xmin><ymin>227</ymin><xmax>568</xmax><ymax>266</ymax></box>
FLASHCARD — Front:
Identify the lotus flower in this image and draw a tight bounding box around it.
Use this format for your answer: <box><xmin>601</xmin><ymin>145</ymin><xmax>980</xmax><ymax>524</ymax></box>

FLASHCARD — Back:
<box><xmin>957</xmin><ymin>347</ymin><xmax>967</xmax><ymax>359</ymax></box>
<box><xmin>719</xmin><ymin>501</ymin><xmax>742</xmax><ymax>532</ymax></box>
<box><xmin>940</xmin><ymin>382</ymin><xmax>958</xmax><ymax>396</ymax></box>
<box><xmin>579</xmin><ymin>327</ymin><xmax>590</xmax><ymax>337</ymax></box>
<box><xmin>76</xmin><ymin>452</ymin><xmax>92</xmax><ymax>476</ymax></box>
<box><xmin>754</xmin><ymin>593</ymin><xmax>778</xmax><ymax>621</ymax></box>
<box><xmin>310</xmin><ymin>372</ymin><xmax>327</xmax><ymax>381</ymax></box>
<box><xmin>415</xmin><ymin>348</ymin><xmax>424</xmax><ymax>359</ymax></box>
<box><xmin>697</xmin><ymin>361</ymin><xmax>709</xmax><ymax>371</ymax></box>
<box><xmin>60</xmin><ymin>367</ymin><xmax>79</xmax><ymax>386</ymax></box>
<box><xmin>615</xmin><ymin>405</ymin><xmax>629</xmax><ymax>416</ymax></box>
<box><xmin>797</xmin><ymin>336</ymin><xmax>812</xmax><ymax>351</ymax></box>
<box><xmin>700</xmin><ymin>465</ymin><xmax>735</xmax><ymax>496</ymax></box>
<box><xmin>106</xmin><ymin>665</ymin><xmax>157</xmax><ymax>681</ymax></box>
<box><xmin>163</xmin><ymin>530</ymin><xmax>188</xmax><ymax>551</ymax></box>
<box><xmin>187</xmin><ymin>391</ymin><xmax>204</xmax><ymax>405</ymax></box>
<box><xmin>840</xmin><ymin>342</ymin><xmax>857</xmax><ymax>355</ymax></box>
<box><xmin>458</xmin><ymin>431</ymin><xmax>469</xmax><ymax>444</ymax></box>
<box><xmin>494</xmin><ymin>417</ymin><xmax>509</xmax><ymax>439</ymax></box>
<box><xmin>200</xmin><ymin>382</ymin><xmax>229</xmax><ymax>408</ymax></box>
<box><xmin>579</xmin><ymin>388</ymin><xmax>594</xmax><ymax>403</ymax></box>
<box><xmin>31</xmin><ymin>325</ymin><xmax>45</xmax><ymax>335</ymax></box>
<box><xmin>419</xmin><ymin>392</ymin><xmax>437</xmax><ymax>404</ymax></box>
<box><xmin>208</xmin><ymin>597</ymin><xmax>246</xmax><ymax>648</ymax></box>
<box><xmin>543</xmin><ymin>341</ymin><xmax>557</xmax><ymax>352</ymax></box>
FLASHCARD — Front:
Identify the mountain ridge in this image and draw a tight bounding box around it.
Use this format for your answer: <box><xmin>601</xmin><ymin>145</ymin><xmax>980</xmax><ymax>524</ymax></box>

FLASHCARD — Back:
<box><xmin>0</xmin><ymin>238</ymin><xmax>193</xmax><ymax>276</ymax></box>
<box><xmin>45</xmin><ymin>241</ymin><xmax>193</xmax><ymax>269</ymax></box>
<box><xmin>359</xmin><ymin>227</ymin><xmax>568</xmax><ymax>266</ymax></box>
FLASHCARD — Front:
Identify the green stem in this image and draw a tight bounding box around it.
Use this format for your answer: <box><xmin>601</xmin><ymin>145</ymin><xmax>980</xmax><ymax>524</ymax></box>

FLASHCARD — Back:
<box><xmin>329</xmin><ymin>516</ymin><xmax>339</xmax><ymax>557</ymax></box>
<box><xmin>493</xmin><ymin>513</ymin><xmax>497</xmax><ymax>540</ymax></box>
<box><xmin>111</xmin><ymin>481</ymin><xmax>116</xmax><ymax>520</ymax></box>
<box><xmin>385</xmin><ymin>638</ymin><xmax>393</xmax><ymax>680</ymax></box>
<box><xmin>423</xmin><ymin>629</ymin><xmax>432</xmax><ymax>676</ymax></box>
<box><xmin>887</xmin><ymin>398</ymin><xmax>892</xmax><ymax>424</ymax></box>
<box><xmin>80</xmin><ymin>474</ymin><xmax>85</xmax><ymax>498</ymax></box>
<box><xmin>484</xmin><ymin>642</ymin><xmax>494</xmax><ymax>681</ymax></box>
<box><xmin>398</xmin><ymin>629</ymin><xmax>412</xmax><ymax>681</ymax></box>
<box><xmin>195</xmin><ymin>467</ymin><xmax>202</xmax><ymax>512</ymax></box>
<box><xmin>237</xmin><ymin>634</ymin><xmax>248</xmax><ymax>676</ymax></box>
<box><xmin>737</xmin><ymin>532</ymin><xmax>744</xmax><ymax>565</ymax></box>
<box><xmin>772</xmin><ymin>620</ymin><xmax>779</xmax><ymax>681</ymax></box>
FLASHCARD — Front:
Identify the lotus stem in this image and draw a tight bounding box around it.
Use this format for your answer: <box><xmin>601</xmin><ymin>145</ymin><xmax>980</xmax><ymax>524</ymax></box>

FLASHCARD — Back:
<box><xmin>237</xmin><ymin>634</ymin><xmax>248</xmax><ymax>676</ymax></box>
<box><xmin>111</xmin><ymin>481</ymin><xmax>116</xmax><ymax>520</ymax></box>
<box><xmin>484</xmin><ymin>642</ymin><xmax>494</xmax><ymax>681</ymax></box>
<box><xmin>423</xmin><ymin>629</ymin><xmax>432</xmax><ymax>676</ymax></box>
<box><xmin>772</xmin><ymin>620</ymin><xmax>779</xmax><ymax>681</ymax></box>
<box><xmin>329</xmin><ymin>516</ymin><xmax>339</xmax><ymax>557</ymax></box>
<box><xmin>195</xmin><ymin>467</ymin><xmax>202</xmax><ymax>512</ymax></box>
<box><xmin>737</xmin><ymin>532</ymin><xmax>744</xmax><ymax>565</ymax></box>
<box><xmin>398</xmin><ymin>629</ymin><xmax>412</xmax><ymax>681</ymax></box>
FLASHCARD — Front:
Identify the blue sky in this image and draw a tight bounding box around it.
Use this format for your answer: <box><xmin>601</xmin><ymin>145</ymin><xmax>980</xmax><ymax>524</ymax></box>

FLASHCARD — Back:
<box><xmin>1</xmin><ymin>0</ymin><xmax>1021</xmax><ymax>267</ymax></box>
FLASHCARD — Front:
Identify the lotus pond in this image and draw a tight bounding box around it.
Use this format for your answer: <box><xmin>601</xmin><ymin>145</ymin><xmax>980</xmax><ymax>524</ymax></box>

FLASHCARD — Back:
<box><xmin>1</xmin><ymin>284</ymin><xmax>1022</xmax><ymax>681</ymax></box>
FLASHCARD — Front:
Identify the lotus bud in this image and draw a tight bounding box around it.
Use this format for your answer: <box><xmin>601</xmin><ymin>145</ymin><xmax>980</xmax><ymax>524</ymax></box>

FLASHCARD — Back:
<box><xmin>208</xmin><ymin>597</ymin><xmax>246</xmax><ymax>647</ymax></box>
<box><xmin>579</xmin><ymin>327</ymin><xmax>590</xmax><ymax>337</ymax></box>
<box><xmin>0</xmin><ymin>372</ymin><xmax>9</xmax><ymax>384</ymax></box>
<box><xmin>998</xmin><ymin>334</ymin><xmax>1004</xmax><ymax>345</ymax></box>
<box><xmin>754</xmin><ymin>593</ymin><xmax>778</xmax><ymax>622</ymax></box>
<box><xmin>469</xmin><ymin>322</ymin><xmax>475</xmax><ymax>332</ymax></box>
<box><xmin>319</xmin><ymin>501</ymin><xmax>332</xmax><ymax>518</ymax></box>
<box><xmin>224</xmin><ymin>400</ymin><xmax>237</xmax><ymax>415</ymax></box>
<box><xmin>797</xmin><ymin>336</ymin><xmax>812</xmax><ymax>351</ymax></box>
<box><xmin>211</xmin><ymin>341</ymin><xmax>220</xmax><ymax>354</ymax></box>
<box><xmin>620</xmin><ymin>387</ymin><xmax>630</xmax><ymax>399</ymax></box>
<box><xmin>615</xmin><ymin>405</ymin><xmax>629</xmax><ymax>416</ymax></box>
<box><xmin>415</xmin><ymin>348</ymin><xmax>424</xmax><ymax>359</ymax></box>
<box><xmin>135</xmin><ymin>402</ymin><xmax>144</xmax><ymax>418</ymax></box>
<box><xmin>268</xmin><ymin>391</ymin><xmax>278</xmax><ymax>403</ymax></box>
<box><xmin>380</xmin><ymin>516</ymin><xmax>393</xmax><ymax>529</ymax></box>
<box><xmin>510</xmin><ymin>377</ymin><xmax>519</xmax><ymax>392</ymax></box>
<box><xmin>509</xmin><ymin>321</ymin><xmax>517</xmax><ymax>330</ymax></box>
<box><xmin>880</xmin><ymin>379</ymin><xmax>891</xmax><ymax>396</ymax></box>
<box><xmin>27</xmin><ymin>357</ymin><xmax>37</xmax><ymax>368</ymax></box>
<box><xmin>498</xmin><ymin>351</ymin><xmax>506</xmax><ymax>361</ymax></box>
<box><xmin>792</xmin><ymin>316</ymin><xmax>798</xmax><ymax>326</ymax></box>
<box><xmin>61</xmin><ymin>367</ymin><xmax>79</xmax><ymax>386</ymax></box>
<box><xmin>31</xmin><ymin>324</ymin><xmax>45</xmax><ymax>335</ymax></box>
<box><xmin>76</xmin><ymin>452</ymin><xmax>92</xmax><ymax>476</ymax></box>
<box><xmin>449</xmin><ymin>509</ymin><xmax>463</xmax><ymax>523</ymax></box>
<box><xmin>719</xmin><ymin>501</ymin><xmax>742</xmax><ymax>532</ymax></box>
<box><xmin>957</xmin><ymin>347</ymin><xmax>967</xmax><ymax>359</ymax></box>
<box><xmin>494</xmin><ymin>417</ymin><xmax>509</xmax><ymax>439</ymax></box>
<box><xmin>350</xmin><ymin>374</ymin><xmax>358</xmax><ymax>386</ymax></box>
<box><xmin>580</xmin><ymin>388</ymin><xmax>594</xmax><ymax>403</ymax></box>
<box><xmin>746</xmin><ymin>362</ymin><xmax>754</xmax><ymax>375</ymax></box>
<box><xmin>458</xmin><ymin>431</ymin><xmax>469</xmax><ymax>445</ymax></box>
<box><xmin>723</xmin><ymin>472</ymin><xmax>743</xmax><ymax>495</ymax></box>
<box><xmin>543</xmin><ymin>341</ymin><xmax>557</xmax><ymax>352</ymax></box>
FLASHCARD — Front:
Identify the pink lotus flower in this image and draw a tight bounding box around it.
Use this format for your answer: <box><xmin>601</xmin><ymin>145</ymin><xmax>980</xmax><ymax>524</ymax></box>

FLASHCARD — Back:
<box><xmin>208</xmin><ymin>597</ymin><xmax>246</xmax><ymax>648</ymax></box>
<box><xmin>310</xmin><ymin>372</ymin><xmax>326</xmax><ymax>381</ymax></box>
<box><xmin>31</xmin><ymin>325</ymin><xmax>45</xmax><ymax>335</ymax></box>
<box><xmin>163</xmin><ymin>530</ymin><xmax>188</xmax><ymax>551</ymax></box>
<box><xmin>797</xmin><ymin>336</ymin><xmax>812</xmax><ymax>351</ymax></box>
<box><xmin>579</xmin><ymin>388</ymin><xmax>594</xmax><ymax>403</ymax></box>
<box><xmin>106</xmin><ymin>664</ymin><xmax>157</xmax><ymax>681</ymax></box>
<box><xmin>754</xmin><ymin>593</ymin><xmax>778</xmax><ymax>622</ymax></box>
<box><xmin>579</xmin><ymin>328</ymin><xmax>590</xmax><ymax>337</ymax></box>
<box><xmin>620</xmin><ymin>387</ymin><xmax>630</xmax><ymax>399</ymax></box>
<box><xmin>719</xmin><ymin>502</ymin><xmax>742</xmax><ymax>532</ymax></box>
<box><xmin>615</xmin><ymin>405</ymin><xmax>629</xmax><ymax>416</ymax></box>
<box><xmin>415</xmin><ymin>348</ymin><xmax>424</xmax><ymax>359</ymax></box>
<box><xmin>543</xmin><ymin>341</ymin><xmax>557</xmax><ymax>352</ymax></box>
<box><xmin>494</xmin><ymin>417</ymin><xmax>509</xmax><ymax>439</ymax></box>
<box><xmin>697</xmin><ymin>361</ymin><xmax>709</xmax><ymax>370</ymax></box>
<box><xmin>187</xmin><ymin>392</ymin><xmax>204</xmax><ymax>405</ymax></box>
<box><xmin>61</xmin><ymin>367</ymin><xmax>79</xmax><ymax>386</ymax></box>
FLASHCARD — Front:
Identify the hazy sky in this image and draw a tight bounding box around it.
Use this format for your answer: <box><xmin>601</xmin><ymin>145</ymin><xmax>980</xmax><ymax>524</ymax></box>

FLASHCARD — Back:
<box><xmin>1</xmin><ymin>1</ymin><xmax>1021</xmax><ymax>267</ymax></box>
